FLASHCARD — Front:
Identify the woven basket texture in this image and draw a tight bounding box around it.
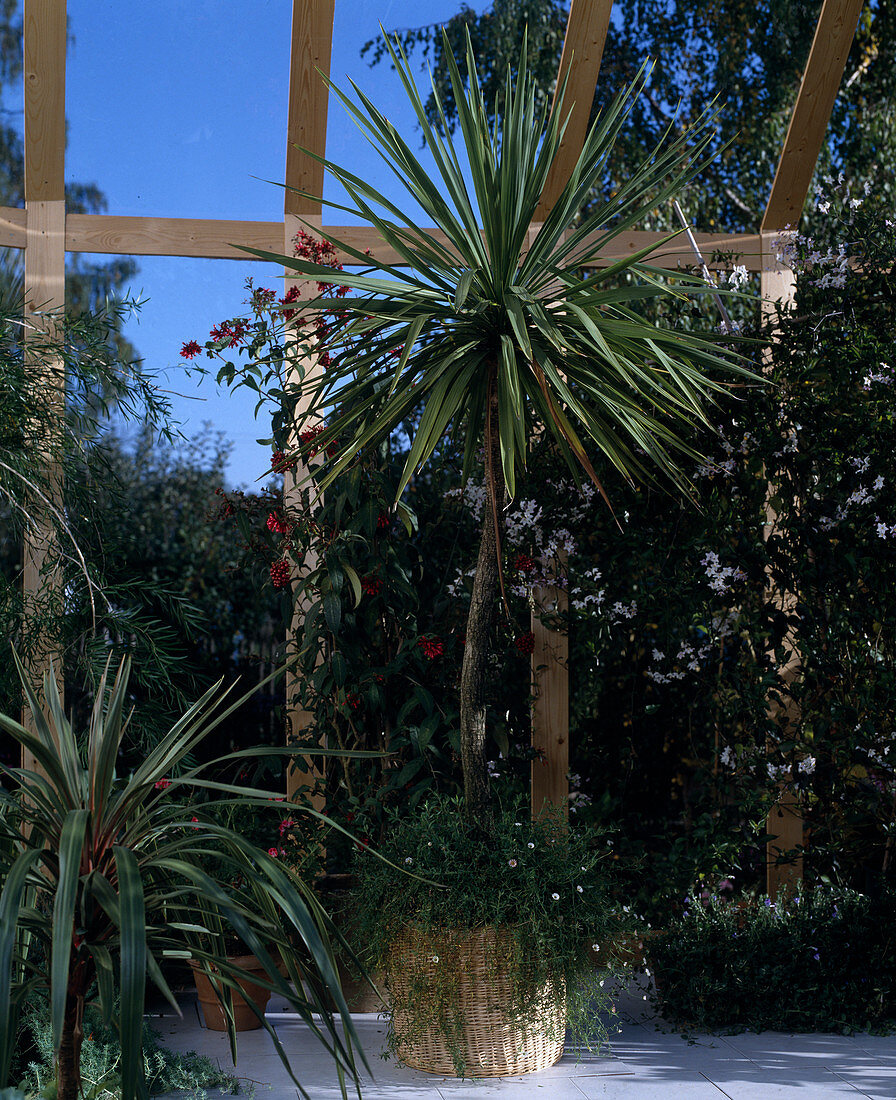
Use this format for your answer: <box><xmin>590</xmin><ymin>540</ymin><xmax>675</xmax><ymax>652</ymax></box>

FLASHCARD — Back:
<box><xmin>386</xmin><ymin>925</ymin><xmax>565</xmax><ymax>1077</ymax></box>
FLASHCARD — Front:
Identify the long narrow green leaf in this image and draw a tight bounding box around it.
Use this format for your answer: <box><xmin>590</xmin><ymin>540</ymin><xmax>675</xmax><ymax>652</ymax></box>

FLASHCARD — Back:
<box><xmin>114</xmin><ymin>846</ymin><xmax>147</xmax><ymax>1100</ymax></box>
<box><xmin>51</xmin><ymin>809</ymin><xmax>88</xmax><ymax>1051</ymax></box>
<box><xmin>0</xmin><ymin>849</ymin><xmax>41</xmax><ymax>1085</ymax></box>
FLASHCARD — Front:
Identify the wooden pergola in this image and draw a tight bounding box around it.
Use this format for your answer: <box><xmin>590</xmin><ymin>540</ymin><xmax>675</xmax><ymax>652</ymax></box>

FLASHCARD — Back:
<box><xmin>14</xmin><ymin>0</ymin><xmax>865</xmax><ymax>890</ymax></box>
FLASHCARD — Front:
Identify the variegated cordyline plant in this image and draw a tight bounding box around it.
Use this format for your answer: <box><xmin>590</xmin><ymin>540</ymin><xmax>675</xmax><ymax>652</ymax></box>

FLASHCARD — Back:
<box><xmin>244</xmin><ymin>31</ymin><xmax>757</xmax><ymax>826</ymax></box>
<box><xmin>0</xmin><ymin>651</ymin><xmax>372</xmax><ymax>1100</ymax></box>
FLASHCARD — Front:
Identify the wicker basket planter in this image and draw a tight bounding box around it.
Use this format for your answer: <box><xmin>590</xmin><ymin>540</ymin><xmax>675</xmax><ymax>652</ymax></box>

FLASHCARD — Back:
<box><xmin>385</xmin><ymin>925</ymin><xmax>566</xmax><ymax>1077</ymax></box>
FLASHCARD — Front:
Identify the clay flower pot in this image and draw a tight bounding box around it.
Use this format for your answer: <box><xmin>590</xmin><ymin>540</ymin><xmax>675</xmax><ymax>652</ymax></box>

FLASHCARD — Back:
<box><xmin>190</xmin><ymin>955</ymin><xmax>272</xmax><ymax>1031</ymax></box>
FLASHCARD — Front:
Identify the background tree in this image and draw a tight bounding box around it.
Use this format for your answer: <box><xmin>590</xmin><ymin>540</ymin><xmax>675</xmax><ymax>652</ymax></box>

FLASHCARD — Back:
<box><xmin>366</xmin><ymin>0</ymin><xmax>895</xmax><ymax>231</ymax></box>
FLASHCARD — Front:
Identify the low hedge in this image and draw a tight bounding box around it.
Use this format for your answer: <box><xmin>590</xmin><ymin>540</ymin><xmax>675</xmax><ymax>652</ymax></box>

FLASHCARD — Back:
<box><xmin>649</xmin><ymin>886</ymin><xmax>896</xmax><ymax>1034</ymax></box>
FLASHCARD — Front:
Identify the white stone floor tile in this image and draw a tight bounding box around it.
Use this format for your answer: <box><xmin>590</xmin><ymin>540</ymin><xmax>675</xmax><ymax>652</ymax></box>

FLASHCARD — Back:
<box><xmin>152</xmin><ymin>993</ymin><xmax>896</xmax><ymax>1100</ymax></box>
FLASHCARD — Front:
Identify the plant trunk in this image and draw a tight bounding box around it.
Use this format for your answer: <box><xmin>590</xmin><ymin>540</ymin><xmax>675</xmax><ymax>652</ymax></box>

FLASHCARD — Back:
<box><xmin>459</xmin><ymin>377</ymin><xmax>504</xmax><ymax>828</ymax></box>
<box><xmin>56</xmin><ymin>962</ymin><xmax>88</xmax><ymax>1100</ymax></box>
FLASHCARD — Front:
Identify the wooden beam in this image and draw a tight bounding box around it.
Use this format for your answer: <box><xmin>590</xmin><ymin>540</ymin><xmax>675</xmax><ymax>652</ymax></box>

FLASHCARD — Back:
<box><xmin>22</xmin><ymin>0</ymin><xmax>66</xmax><ymax>765</ymax></box>
<box><xmin>762</xmin><ymin>0</ymin><xmax>864</xmax><ymax>231</ymax></box>
<box><xmin>65</xmin><ymin>214</ymin><xmax>284</xmax><ymax>259</ymax></box>
<box><xmin>24</xmin><ymin>0</ymin><xmax>66</xmax><ymax>202</ymax></box>
<box><xmin>282</xmin><ymin>214</ymin><xmax>326</xmax><ymax>811</ymax></box>
<box><xmin>22</xmin><ymin>199</ymin><xmax>66</xmax><ymax>768</ymax></box>
<box><xmin>531</xmin><ymin>577</ymin><xmax>570</xmax><ymax>820</ymax></box>
<box><xmin>0</xmin><ymin>207</ymin><xmax>27</xmax><ymax>248</ymax></box>
<box><xmin>283</xmin><ymin>1</ymin><xmax>334</xmax><ymax>803</ymax></box>
<box><xmin>535</xmin><ymin>0</ymin><xmax>613</xmax><ymax>220</ymax></box>
<box><xmin>0</xmin><ymin>207</ymin><xmax>766</xmax><ymax>272</ymax></box>
<box><xmin>285</xmin><ymin>0</ymin><xmax>335</xmax><ymax>218</ymax></box>
<box><xmin>759</xmin><ymin>229</ymin><xmax>803</xmax><ymax>897</ymax></box>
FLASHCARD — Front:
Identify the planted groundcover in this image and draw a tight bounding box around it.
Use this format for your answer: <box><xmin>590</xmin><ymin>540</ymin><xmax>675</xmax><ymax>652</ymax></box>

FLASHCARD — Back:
<box><xmin>648</xmin><ymin>886</ymin><xmax>896</xmax><ymax>1033</ymax></box>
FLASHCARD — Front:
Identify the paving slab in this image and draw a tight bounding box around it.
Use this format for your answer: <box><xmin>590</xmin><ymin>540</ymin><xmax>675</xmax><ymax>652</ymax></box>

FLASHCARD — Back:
<box><xmin>152</xmin><ymin>991</ymin><xmax>896</xmax><ymax>1100</ymax></box>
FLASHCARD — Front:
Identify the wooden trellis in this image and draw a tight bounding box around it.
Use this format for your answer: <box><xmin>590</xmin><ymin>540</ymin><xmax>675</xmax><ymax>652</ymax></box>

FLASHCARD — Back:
<box><xmin>13</xmin><ymin>0</ymin><xmax>866</xmax><ymax>891</ymax></box>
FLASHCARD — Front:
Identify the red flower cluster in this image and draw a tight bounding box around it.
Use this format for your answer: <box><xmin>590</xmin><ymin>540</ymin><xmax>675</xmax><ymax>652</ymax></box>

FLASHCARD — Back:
<box><xmin>266</xmin><ymin>511</ymin><xmax>291</xmax><ymax>535</ymax></box>
<box><xmin>279</xmin><ymin>284</ymin><xmax>302</xmax><ymax>322</ymax></box>
<box><xmin>418</xmin><ymin>636</ymin><xmax>444</xmax><ymax>660</ymax></box>
<box><xmin>209</xmin><ymin>320</ymin><xmax>249</xmax><ymax>348</ymax></box>
<box><xmin>271</xmin><ymin>450</ymin><xmax>297</xmax><ymax>473</ymax></box>
<box><xmin>514</xmin><ymin>552</ymin><xmax>537</xmax><ymax>574</ymax></box>
<box><xmin>180</xmin><ymin>339</ymin><xmax>202</xmax><ymax>360</ymax></box>
<box><xmin>270</xmin><ymin>559</ymin><xmax>292</xmax><ymax>588</ymax></box>
<box><xmin>154</xmin><ymin>778</ymin><xmax>172</xmax><ymax>790</ymax></box>
<box><xmin>341</xmin><ymin>691</ymin><xmax>361</xmax><ymax>710</ymax></box>
<box><xmin>294</xmin><ymin>228</ymin><xmax>339</xmax><ymax>267</ymax></box>
<box><xmin>376</xmin><ymin>511</ymin><xmax>391</xmax><ymax>530</ymax></box>
<box><xmin>298</xmin><ymin>423</ymin><xmax>339</xmax><ymax>459</ymax></box>
<box><xmin>514</xmin><ymin>631</ymin><xmax>536</xmax><ymax>656</ymax></box>
<box><xmin>361</xmin><ymin>574</ymin><xmax>382</xmax><ymax>596</ymax></box>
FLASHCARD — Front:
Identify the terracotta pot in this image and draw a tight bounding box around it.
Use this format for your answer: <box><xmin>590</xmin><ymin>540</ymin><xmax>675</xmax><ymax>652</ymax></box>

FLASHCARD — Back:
<box><xmin>189</xmin><ymin>954</ymin><xmax>272</xmax><ymax>1031</ymax></box>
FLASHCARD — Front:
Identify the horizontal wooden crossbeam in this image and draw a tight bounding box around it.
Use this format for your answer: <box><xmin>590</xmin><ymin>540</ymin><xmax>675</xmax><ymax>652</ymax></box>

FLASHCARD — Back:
<box><xmin>0</xmin><ymin>206</ymin><xmax>765</xmax><ymax>271</ymax></box>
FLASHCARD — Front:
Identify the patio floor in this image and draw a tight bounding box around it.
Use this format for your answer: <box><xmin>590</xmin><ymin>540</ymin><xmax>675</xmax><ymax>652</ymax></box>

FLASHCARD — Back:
<box><xmin>153</xmin><ymin>976</ymin><xmax>896</xmax><ymax>1100</ymax></box>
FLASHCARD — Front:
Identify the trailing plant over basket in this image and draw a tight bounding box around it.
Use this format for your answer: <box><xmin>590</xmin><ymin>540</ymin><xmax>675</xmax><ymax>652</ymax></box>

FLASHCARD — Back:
<box><xmin>239</xmin><ymin>30</ymin><xmax>757</xmax><ymax>828</ymax></box>
<box><xmin>350</xmin><ymin>794</ymin><xmax>626</xmax><ymax>1072</ymax></box>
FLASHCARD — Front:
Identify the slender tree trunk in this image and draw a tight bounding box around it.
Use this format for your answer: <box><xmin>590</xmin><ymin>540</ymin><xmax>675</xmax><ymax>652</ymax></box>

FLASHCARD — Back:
<box><xmin>459</xmin><ymin>376</ymin><xmax>504</xmax><ymax>828</ymax></box>
<box><xmin>56</xmin><ymin>961</ymin><xmax>87</xmax><ymax>1100</ymax></box>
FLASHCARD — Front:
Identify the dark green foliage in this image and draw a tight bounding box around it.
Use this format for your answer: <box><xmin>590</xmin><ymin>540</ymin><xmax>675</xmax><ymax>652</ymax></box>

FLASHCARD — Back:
<box><xmin>650</xmin><ymin>887</ymin><xmax>896</xmax><ymax>1033</ymax></box>
<box><xmin>68</xmin><ymin>426</ymin><xmax>284</xmax><ymax>763</ymax></box>
<box><xmin>556</xmin><ymin>184</ymin><xmax>896</xmax><ymax>914</ymax></box>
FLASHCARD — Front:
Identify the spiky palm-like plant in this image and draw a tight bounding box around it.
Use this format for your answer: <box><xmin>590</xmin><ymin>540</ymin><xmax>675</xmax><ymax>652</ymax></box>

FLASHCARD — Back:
<box><xmin>246</xmin><ymin>33</ymin><xmax>754</xmax><ymax>824</ymax></box>
<box><xmin>0</xmin><ymin>653</ymin><xmax>369</xmax><ymax>1100</ymax></box>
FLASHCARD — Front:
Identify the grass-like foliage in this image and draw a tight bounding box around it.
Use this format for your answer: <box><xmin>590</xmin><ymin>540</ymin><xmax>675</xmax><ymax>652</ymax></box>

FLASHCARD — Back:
<box><xmin>649</xmin><ymin>886</ymin><xmax>896</xmax><ymax>1034</ymax></box>
<box><xmin>0</xmin><ymin>652</ymin><xmax>370</xmax><ymax>1100</ymax></box>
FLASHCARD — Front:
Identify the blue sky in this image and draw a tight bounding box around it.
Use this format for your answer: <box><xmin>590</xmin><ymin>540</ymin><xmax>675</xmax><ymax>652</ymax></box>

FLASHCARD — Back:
<box><xmin>63</xmin><ymin>1</ymin><xmax>490</xmax><ymax>488</ymax></box>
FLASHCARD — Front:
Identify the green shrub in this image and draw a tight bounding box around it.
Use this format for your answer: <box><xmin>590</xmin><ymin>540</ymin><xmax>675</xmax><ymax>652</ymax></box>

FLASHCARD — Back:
<box><xmin>17</xmin><ymin>1004</ymin><xmax>237</xmax><ymax>1100</ymax></box>
<box><xmin>649</xmin><ymin>886</ymin><xmax>896</xmax><ymax>1033</ymax></box>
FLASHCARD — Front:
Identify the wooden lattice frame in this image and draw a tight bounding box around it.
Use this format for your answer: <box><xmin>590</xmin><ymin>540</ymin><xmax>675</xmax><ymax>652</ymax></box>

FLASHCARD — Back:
<box><xmin>15</xmin><ymin>0</ymin><xmax>866</xmax><ymax>889</ymax></box>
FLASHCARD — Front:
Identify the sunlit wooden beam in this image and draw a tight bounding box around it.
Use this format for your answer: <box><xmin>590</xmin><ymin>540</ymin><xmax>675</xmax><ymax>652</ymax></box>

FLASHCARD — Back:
<box><xmin>762</xmin><ymin>0</ymin><xmax>864</xmax><ymax>231</ymax></box>
<box><xmin>285</xmin><ymin>0</ymin><xmax>335</xmax><ymax>219</ymax></box>
<box><xmin>22</xmin><ymin>0</ymin><xmax>67</xmax><ymax>763</ymax></box>
<box><xmin>535</xmin><ymin>0</ymin><xmax>614</xmax><ymax>221</ymax></box>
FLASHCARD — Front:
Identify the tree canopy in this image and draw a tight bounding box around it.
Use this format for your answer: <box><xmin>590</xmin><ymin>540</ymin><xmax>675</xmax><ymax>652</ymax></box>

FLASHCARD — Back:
<box><xmin>366</xmin><ymin>0</ymin><xmax>895</xmax><ymax>231</ymax></box>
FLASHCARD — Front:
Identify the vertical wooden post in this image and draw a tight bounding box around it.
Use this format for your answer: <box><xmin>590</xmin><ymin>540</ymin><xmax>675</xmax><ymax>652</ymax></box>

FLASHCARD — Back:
<box><xmin>760</xmin><ymin>230</ymin><xmax>803</xmax><ymax>897</ymax></box>
<box><xmin>282</xmin><ymin>214</ymin><xmax>327</xmax><ymax>809</ymax></box>
<box><xmin>531</xmin><ymin>574</ymin><xmax>569</xmax><ymax>820</ymax></box>
<box><xmin>527</xmin><ymin>0</ymin><xmax>612</xmax><ymax>819</ymax></box>
<box><xmin>21</xmin><ymin>0</ymin><xmax>67</xmax><ymax>766</ymax></box>
<box><xmin>283</xmin><ymin>0</ymin><xmax>334</xmax><ymax>805</ymax></box>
